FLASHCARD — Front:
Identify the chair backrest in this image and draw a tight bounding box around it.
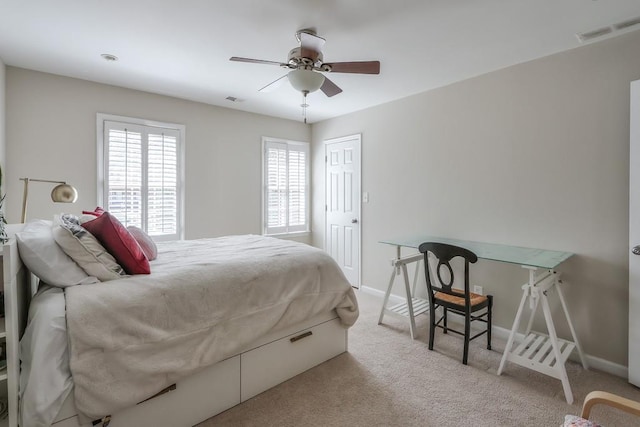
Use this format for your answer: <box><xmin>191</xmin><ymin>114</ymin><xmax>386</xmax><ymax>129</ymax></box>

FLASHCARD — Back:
<box><xmin>418</xmin><ymin>242</ymin><xmax>478</xmax><ymax>303</ymax></box>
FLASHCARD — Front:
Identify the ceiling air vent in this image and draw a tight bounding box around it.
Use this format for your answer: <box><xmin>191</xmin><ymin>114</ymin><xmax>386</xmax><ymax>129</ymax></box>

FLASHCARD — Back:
<box><xmin>576</xmin><ymin>16</ymin><xmax>640</xmax><ymax>43</ymax></box>
<box><xmin>613</xmin><ymin>16</ymin><xmax>640</xmax><ymax>31</ymax></box>
<box><xmin>576</xmin><ymin>26</ymin><xmax>612</xmax><ymax>43</ymax></box>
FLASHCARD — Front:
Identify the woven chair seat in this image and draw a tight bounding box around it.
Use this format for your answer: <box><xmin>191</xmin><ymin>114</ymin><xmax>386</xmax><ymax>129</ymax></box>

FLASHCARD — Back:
<box><xmin>435</xmin><ymin>290</ymin><xmax>487</xmax><ymax>307</ymax></box>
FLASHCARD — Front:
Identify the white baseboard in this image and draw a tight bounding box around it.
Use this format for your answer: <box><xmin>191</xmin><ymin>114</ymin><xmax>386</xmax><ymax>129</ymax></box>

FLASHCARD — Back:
<box><xmin>359</xmin><ymin>286</ymin><xmax>629</xmax><ymax>379</ymax></box>
<box><xmin>583</xmin><ymin>354</ymin><xmax>628</xmax><ymax>379</ymax></box>
<box><xmin>360</xmin><ymin>285</ymin><xmax>404</xmax><ymax>304</ymax></box>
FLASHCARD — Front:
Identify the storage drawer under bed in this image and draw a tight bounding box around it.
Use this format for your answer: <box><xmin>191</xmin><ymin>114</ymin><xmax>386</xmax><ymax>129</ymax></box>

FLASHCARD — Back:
<box><xmin>241</xmin><ymin>317</ymin><xmax>347</xmax><ymax>401</ymax></box>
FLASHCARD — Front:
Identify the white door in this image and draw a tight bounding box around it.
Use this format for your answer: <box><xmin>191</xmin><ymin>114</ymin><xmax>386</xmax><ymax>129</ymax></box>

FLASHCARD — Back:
<box><xmin>629</xmin><ymin>79</ymin><xmax>640</xmax><ymax>386</ymax></box>
<box><xmin>325</xmin><ymin>135</ymin><xmax>361</xmax><ymax>287</ymax></box>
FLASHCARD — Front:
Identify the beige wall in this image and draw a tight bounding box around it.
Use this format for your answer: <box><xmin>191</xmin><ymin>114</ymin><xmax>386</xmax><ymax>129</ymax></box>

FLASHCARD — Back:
<box><xmin>311</xmin><ymin>30</ymin><xmax>640</xmax><ymax>366</ymax></box>
<box><xmin>0</xmin><ymin>58</ymin><xmax>5</xmax><ymax>170</ymax></box>
<box><xmin>5</xmin><ymin>68</ymin><xmax>311</xmax><ymax>240</ymax></box>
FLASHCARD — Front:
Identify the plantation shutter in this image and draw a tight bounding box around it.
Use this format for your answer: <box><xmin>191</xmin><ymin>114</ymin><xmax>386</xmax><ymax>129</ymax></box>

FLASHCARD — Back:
<box><xmin>103</xmin><ymin>120</ymin><xmax>181</xmax><ymax>241</ymax></box>
<box><xmin>287</xmin><ymin>147</ymin><xmax>307</xmax><ymax>230</ymax></box>
<box><xmin>265</xmin><ymin>141</ymin><xmax>288</xmax><ymax>235</ymax></box>
<box><xmin>105</xmin><ymin>123</ymin><xmax>144</xmax><ymax>229</ymax></box>
<box><xmin>263</xmin><ymin>139</ymin><xmax>309</xmax><ymax>235</ymax></box>
<box><xmin>147</xmin><ymin>132</ymin><xmax>178</xmax><ymax>236</ymax></box>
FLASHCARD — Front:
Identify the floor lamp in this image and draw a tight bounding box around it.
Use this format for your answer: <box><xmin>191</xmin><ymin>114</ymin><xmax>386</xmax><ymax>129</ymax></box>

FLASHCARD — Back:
<box><xmin>20</xmin><ymin>178</ymin><xmax>78</xmax><ymax>223</ymax></box>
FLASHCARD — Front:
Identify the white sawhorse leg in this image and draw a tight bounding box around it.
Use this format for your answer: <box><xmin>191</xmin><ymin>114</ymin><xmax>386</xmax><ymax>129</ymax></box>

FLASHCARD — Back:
<box><xmin>378</xmin><ymin>250</ymin><xmax>428</xmax><ymax>339</ymax></box>
<box><xmin>497</xmin><ymin>267</ymin><xmax>587</xmax><ymax>405</ymax></box>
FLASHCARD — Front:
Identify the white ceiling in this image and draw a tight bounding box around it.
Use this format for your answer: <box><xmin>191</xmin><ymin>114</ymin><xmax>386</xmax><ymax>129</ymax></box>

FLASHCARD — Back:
<box><xmin>1</xmin><ymin>0</ymin><xmax>640</xmax><ymax>123</ymax></box>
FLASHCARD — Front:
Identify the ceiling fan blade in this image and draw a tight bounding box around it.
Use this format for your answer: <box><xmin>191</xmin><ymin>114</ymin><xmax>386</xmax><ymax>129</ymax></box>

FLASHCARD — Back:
<box><xmin>320</xmin><ymin>76</ymin><xmax>343</xmax><ymax>97</ymax></box>
<box><xmin>299</xmin><ymin>31</ymin><xmax>326</xmax><ymax>52</ymax></box>
<box><xmin>259</xmin><ymin>74</ymin><xmax>288</xmax><ymax>92</ymax></box>
<box><xmin>299</xmin><ymin>31</ymin><xmax>325</xmax><ymax>61</ymax></box>
<box><xmin>324</xmin><ymin>61</ymin><xmax>380</xmax><ymax>74</ymax></box>
<box><xmin>229</xmin><ymin>56</ymin><xmax>286</xmax><ymax>67</ymax></box>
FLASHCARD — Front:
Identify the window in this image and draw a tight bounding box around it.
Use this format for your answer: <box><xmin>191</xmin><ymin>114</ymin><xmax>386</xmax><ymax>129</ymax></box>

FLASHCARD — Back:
<box><xmin>97</xmin><ymin>114</ymin><xmax>184</xmax><ymax>241</ymax></box>
<box><xmin>262</xmin><ymin>137</ymin><xmax>310</xmax><ymax>236</ymax></box>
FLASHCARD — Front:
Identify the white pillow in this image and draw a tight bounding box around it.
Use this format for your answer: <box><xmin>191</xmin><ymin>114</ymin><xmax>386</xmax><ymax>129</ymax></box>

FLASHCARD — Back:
<box><xmin>127</xmin><ymin>226</ymin><xmax>158</xmax><ymax>261</ymax></box>
<box><xmin>20</xmin><ymin>284</ymin><xmax>73</xmax><ymax>427</ymax></box>
<box><xmin>52</xmin><ymin>215</ymin><xmax>126</xmax><ymax>282</ymax></box>
<box><xmin>16</xmin><ymin>220</ymin><xmax>99</xmax><ymax>288</ymax></box>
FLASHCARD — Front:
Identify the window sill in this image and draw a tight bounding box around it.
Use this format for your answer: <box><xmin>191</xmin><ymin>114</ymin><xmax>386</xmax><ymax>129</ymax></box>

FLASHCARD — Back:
<box><xmin>264</xmin><ymin>231</ymin><xmax>311</xmax><ymax>239</ymax></box>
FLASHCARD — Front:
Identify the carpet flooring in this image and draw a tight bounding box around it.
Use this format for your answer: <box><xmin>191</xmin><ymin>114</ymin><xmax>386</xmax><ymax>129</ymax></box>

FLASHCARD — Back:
<box><xmin>199</xmin><ymin>290</ymin><xmax>640</xmax><ymax>426</ymax></box>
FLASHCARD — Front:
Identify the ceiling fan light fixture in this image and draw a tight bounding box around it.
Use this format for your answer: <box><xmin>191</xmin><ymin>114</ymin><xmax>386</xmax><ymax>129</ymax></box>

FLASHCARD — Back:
<box><xmin>288</xmin><ymin>69</ymin><xmax>325</xmax><ymax>93</ymax></box>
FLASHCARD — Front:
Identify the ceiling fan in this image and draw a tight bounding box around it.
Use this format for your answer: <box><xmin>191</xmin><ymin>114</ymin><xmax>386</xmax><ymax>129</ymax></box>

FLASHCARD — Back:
<box><xmin>230</xmin><ymin>29</ymin><xmax>380</xmax><ymax>103</ymax></box>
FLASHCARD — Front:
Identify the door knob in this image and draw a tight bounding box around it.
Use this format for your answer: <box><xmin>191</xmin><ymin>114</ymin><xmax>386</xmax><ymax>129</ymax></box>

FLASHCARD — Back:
<box><xmin>351</xmin><ymin>218</ymin><xmax>358</xmax><ymax>224</ymax></box>
<box><xmin>633</xmin><ymin>245</ymin><xmax>640</xmax><ymax>255</ymax></box>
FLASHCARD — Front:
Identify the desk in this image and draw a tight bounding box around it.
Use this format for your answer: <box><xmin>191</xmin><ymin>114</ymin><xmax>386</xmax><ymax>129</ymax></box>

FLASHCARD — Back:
<box><xmin>379</xmin><ymin>235</ymin><xmax>588</xmax><ymax>404</ymax></box>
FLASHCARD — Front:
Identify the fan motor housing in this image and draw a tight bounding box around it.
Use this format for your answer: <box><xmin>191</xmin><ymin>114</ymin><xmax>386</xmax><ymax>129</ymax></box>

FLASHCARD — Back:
<box><xmin>288</xmin><ymin>47</ymin><xmax>322</xmax><ymax>67</ymax></box>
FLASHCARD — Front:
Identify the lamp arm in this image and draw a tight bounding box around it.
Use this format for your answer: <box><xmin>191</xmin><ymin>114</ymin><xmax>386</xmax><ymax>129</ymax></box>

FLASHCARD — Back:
<box><xmin>19</xmin><ymin>178</ymin><xmax>75</xmax><ymax>223</ymax></box>
<box><xmin>20</xmin><ymin>178</ymin><xmax>66</xmax><ymax>185</ymax></box>
<box><xmin>20</xmin><ymin>178</ymin><xmax>30</xmax><ymax>223</ymax></box>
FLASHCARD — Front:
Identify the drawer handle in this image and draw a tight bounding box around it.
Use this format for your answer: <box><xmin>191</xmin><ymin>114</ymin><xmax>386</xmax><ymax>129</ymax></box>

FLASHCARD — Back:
<box><xmin>290</xmin><ymin>331</ymin><xmax>313</xmax><ymax>343</ymax></box>
<box><xmin>138</xmin><ymin>383</ymin><xmax>177</xmax><ymax>404</ymax></box>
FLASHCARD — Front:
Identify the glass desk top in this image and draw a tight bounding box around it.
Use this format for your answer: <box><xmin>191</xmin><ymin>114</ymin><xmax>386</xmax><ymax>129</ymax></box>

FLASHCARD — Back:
<box><xmin>380</xmin><ymin>235</ymin><xmax>573</xmax><ymax>270</ymax></box>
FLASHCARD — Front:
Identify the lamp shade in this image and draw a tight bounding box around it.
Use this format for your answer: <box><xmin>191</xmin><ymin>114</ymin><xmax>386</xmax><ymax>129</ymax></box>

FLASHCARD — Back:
<box><xmin>288</xmin><ymin>69</ymin><xmax>325</xmax><ymax>93</ymax></box>
<box><xmin>51</xmin><ymin>183</ymin><xmax>78</xmax><ymax>203</ymax></box>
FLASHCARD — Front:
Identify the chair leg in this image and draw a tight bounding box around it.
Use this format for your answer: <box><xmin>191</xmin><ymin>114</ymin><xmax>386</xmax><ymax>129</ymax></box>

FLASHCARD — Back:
<box><xmin>463</xmin><ymin>311</ymin><xmax>470</xmax><ymax>365</ymax></box>
<box><xmin>487</xmin><ymin>295</ymin><xmax>493</xmax><ymax>350</ymax></box>
<box><xmin>428</xmin><ymin>302</ymin><xmax>436</xmax><ymax>351</ymax></box>
<box><xmin>443</xmin><ymin>307</ymin><xmax>448</xmax><ymax>334</ymax></box>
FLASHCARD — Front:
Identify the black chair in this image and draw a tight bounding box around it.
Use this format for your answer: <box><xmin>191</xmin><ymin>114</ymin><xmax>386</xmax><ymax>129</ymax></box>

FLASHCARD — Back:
<box><xmin>418</xmin><ymin>242</ymin><xmax>493</xmax><ymax>365</ymax></box>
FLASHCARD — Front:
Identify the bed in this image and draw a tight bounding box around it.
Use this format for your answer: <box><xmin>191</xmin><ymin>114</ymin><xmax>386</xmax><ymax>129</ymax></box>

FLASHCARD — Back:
<box><xmin>5</xmin><ymin>221</ymin><xmax>358</xmax><ymax>427</ymax></box>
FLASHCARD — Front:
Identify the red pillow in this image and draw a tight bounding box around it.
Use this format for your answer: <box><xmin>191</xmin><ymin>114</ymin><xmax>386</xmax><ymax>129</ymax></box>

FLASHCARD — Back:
<box><xmin>82</xmin><ymin>206</ymin><xmax>106</xmax><ymax>217</ymax></box>
<box><xmin>83</xmin><ymin>212</ymin><xmax>150</xmax><ymax>275</ymax></box>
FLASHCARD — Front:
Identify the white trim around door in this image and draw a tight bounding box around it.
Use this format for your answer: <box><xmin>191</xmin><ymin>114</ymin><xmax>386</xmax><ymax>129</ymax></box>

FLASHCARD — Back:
<box><xmin>324</xmin><ymin>134</ymin><xmax>362</xmax><ymax>288</ymax></box>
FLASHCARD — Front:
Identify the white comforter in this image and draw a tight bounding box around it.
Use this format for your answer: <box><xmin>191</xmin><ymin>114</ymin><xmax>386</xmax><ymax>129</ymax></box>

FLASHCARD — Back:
<box><xmin>64</xmin><ymin>235</ymin><xmax>358</xmax><ymax>421</ymax></box>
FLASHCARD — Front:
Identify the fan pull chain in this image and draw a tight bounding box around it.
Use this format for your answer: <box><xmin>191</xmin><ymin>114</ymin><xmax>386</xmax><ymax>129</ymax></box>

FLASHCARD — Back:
<box><xmin>301</xmin><ymin>91</ymin><xmax>309</xmax><ymax>124</ymax></box>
